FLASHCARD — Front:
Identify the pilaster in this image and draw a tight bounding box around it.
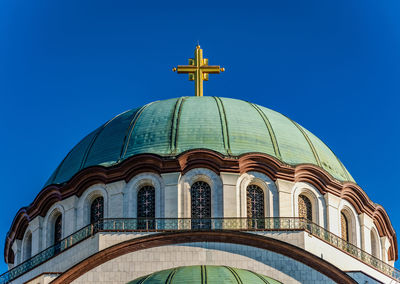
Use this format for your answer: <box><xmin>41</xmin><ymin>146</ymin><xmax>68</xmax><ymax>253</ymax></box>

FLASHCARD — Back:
<box><xmin>107</xmin><ymin>181</ymin><xmax>126</xmax><ymax>218</ymax></box>
<box><xmin>29</xmin><ymin>216</ymin><xmax>43</xmax><ymax>255</ymax></box>
<box><xmin>380</xmin><ymin>236</ymin><xmax>391</xmax><ymax>264</ymax></box>
<box><xmin>358</xmin><ymin>213</ymin><xmax>374</xmax><ymax>253</ymax></box>
<box><xmin>275</xmin><ymin>179</ymin><xmax>293</xmax><ymax>217</ymax></box>
<box><xmin>324</xmin><ymin>192</ymin><xmax>341</xmax><ymax>236</ymax></box>
<box><xmin>220</xmin><ymin>172</ymin><xmax>240</xmax><ymax>217</ymax></box>
<box><xmin>63</xmin><ymin>196</ymin><xmax>78</xmax><ymax>237</ymax></box>
<box><xmin>11</xmin><ymin>239</ymin><xmax>21</xmax><ymax>265</ymax></box>
<box><xmin>161</xmin><ymin>172</ymin><xmax>181</xmax><ymax>218</ymax></box>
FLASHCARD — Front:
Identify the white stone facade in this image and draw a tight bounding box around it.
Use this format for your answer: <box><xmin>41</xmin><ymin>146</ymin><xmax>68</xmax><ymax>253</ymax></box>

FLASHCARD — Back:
<box><xmin>14</xmin><ymin>231</ymin><xmax>396</xmax><ymax>284</ymax></box>
<box><xmin>73</xmin><ymin>242</ymin><xmax>334</xmax><ymax>284</ymax></box>
<box><xmin>9</xmin><ymin>169</ymin><xmax>397</xmax><ymax>283</ymax></box>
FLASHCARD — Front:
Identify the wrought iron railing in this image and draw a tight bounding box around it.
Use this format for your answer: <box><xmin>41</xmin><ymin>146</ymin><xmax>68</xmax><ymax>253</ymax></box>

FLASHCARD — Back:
<box><xmin>0</xmin><ymin>218</ymin><xmax>398</xmax><ymax>283</ymax></box>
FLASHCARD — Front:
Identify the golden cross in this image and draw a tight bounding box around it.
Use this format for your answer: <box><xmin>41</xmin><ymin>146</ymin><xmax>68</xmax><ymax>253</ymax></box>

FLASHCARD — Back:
<box><xmin>173</xmin><ymin>45</ymin><xmax>225</xmax><ymax>97</ymax></box>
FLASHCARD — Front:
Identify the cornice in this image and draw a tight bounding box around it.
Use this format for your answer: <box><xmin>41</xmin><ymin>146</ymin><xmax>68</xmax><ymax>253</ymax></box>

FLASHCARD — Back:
<box><xmin>4</xmin><ymin>150</ymin><xmax>398</xmax><ymax>263</ymax></box>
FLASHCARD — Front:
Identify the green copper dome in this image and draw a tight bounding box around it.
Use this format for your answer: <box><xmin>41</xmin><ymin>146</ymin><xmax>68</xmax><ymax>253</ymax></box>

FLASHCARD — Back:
<box><xmin>45</xmin><ymin>96</ymin><xmax>354</xmax><ymax>186</ymax></box>
<box><xmin>128</xmin><ymin>265</ymin><xmax>282</xmax><ymax>284</ymax></box>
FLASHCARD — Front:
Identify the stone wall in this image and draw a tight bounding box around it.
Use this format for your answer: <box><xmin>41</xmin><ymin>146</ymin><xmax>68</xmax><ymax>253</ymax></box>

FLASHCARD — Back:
<box><xmin>72</xmin><ymin>242</ymin><xmax>335</xmax><ymax>284</ymax></box>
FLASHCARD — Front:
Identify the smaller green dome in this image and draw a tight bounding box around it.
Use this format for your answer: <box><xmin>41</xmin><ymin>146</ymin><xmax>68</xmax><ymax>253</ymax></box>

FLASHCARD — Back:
<box><xmin>128</xmin><ymin>265</ymin><xmax>282</xmax><ymax>284</ymax></box>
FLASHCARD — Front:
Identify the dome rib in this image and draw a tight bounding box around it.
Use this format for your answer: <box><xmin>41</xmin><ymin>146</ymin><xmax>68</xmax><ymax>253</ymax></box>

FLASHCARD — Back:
<box><xmin>224</xmin><ymin>266</ymin><xmax>242</xmax><ymax>284</ymax></box>
<box><xmin>44</xmin><ymin>97</ymin><xmax>355</xmax><ymax>186</ymax></box>
<box><xmin>251</xmin><ymin>271</ymin><xmax>271</xmax><ymax>284</ymax></box>
<box><xmin>170</xmin><ymin>97</ymin><xmax>185</xmax><ymax>155</ymax></box>
<box><xmin>129</xmin><ymin>266</ymin><xmax>282</xmax><ymax>284</ymax></box>
<box><xmin>138</xmin><ymin>274</ymin><xmax>151</xmax><ymax>284</ymax></box>
<box><xmin>46</xmin><ymin>150</ymin><xmax>71</xmax><ymax>186</ymax></box>
<box><xmin>120</xmin><ymin>102</ymin><xmax>154</xmax><ymax>160</ymax></box>
<box><xmin>290</xmin><ymin>119</ymin><xmax>322</xmax><ymax>167</ymax></box>
<box><xmin>249</xmin><ymin>102</ymin><xmax>282</xmax><ymax>160</ymax></box>
<box><xmin>81</xmin><ymin>110</ymin><xmax>125</xmax><ymax>169</ymax></box>
<box><xmin>165</xmin><ymin>267</ymin><xmax>177</xmax><ymax>284</ymax></box>
<box><xmin>201</xmin><ymin>265</ymin><xmax>206</xmax><ymax>284</ymax></box>
<box><xmin>52</xmin><ymin>127</ymin><xmax>102</xmax><ymax>185</ymax></box>
<box><xmin>336</xmin><ymin>155</ymin><xmax>352</xmax><ymax>181</ymax></box>
<box><xmin>214</xmin><ymin>97</ymin><xmax>231</xmax><ymax>155</ymax></box>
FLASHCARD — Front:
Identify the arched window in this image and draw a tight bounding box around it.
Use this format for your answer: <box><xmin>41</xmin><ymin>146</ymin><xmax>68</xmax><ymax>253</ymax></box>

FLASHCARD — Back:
<box><xmin>91</xmin><ymin>197</ymin><xmax>104</xmax><ymax>232</ymax></box>
<box><xmin>23</xmin><ymin>232</ymin><xmax>32</xmax><ymax>261</ymax></box>
<box><xmin>340</xmin><ymin>208</ymin><xmax>358</xmax><ymax>246</ymax></box>
<box><xmin>137</xmin><ymin>185</ymin><xmax>155</xmax><ymax>229</ymax></box>
<box><xmin>247</xmin><ymin>185</ymin><xmax>264</xmax><ymax>229</ymax></box>
<box><xmin>341</xmin><ymin>212</ymin><xmax>349</xmax><ymax>242</ymax></box>
<box><xmin>191</xmin><ymin>181</ymin><xmax>211</xmax><ymax>229</ymax></box>
<box><xmin>371</xmin><ymin>229</ymin><xmax>380</xmax><ymax>259</ymax></box>
<box><xmin>54</xmin><ymin>215</ymin><xmax>62</xmax><ymax>254</ymax></box>
<box><xmin>298</xmin><ymin>195</ymin><xmax>312</xmax><ymax>221</ymax></box>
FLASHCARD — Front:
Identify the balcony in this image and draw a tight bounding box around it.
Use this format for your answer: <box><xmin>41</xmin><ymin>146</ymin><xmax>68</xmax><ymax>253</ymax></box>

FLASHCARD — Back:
<box><xmin>1</xmin><ymin>218</ymin><xmax>399</xmax><ymax>283</ymax></box>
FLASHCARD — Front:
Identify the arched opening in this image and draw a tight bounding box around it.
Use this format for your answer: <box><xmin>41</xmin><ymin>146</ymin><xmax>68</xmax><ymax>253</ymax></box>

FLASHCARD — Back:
<box><xmin>341</xmin><ymin>212</ymin><xmax>349</xmax><ymax>242</ymax></box>
<box><xmin>54</xmin><ymin>214</ymin><xmax>62</xmax><ymax>254</ymax></box>
<box><xmin>370</xmin><ymin>229</ymin><xmax>380</xmax><ymax>259</ymax></box>
<box><xmin>246</xmin><ymin>184</ymin><xmax>265</xmax><ymax>228</ymax></box>
<box><xmin>91</xmin><ymin>196</ymin><xmax>104</xmax><ymax>232</ymax></box>
<box><xmin>137</xmin><ymin>185</ymin><xmax>155</xmax><ymax>229</ymax></box>
<box><xmin>298</xmin><ymin>194</ymin><xmax>312</xmax><ymax>221</ymax></box>
<box><xmin>22</xmin><ymin>232</ymin><xmax>32</xmax><ymax>262</ymax></box>
<box><xmin>191</xmin><ymin>181</ymin><xmax>211</xmax><ymax>229</ymax></box>
<box><xmin>339</xmin><ymin>208</ymin><xmax>357</xmax><ymax>246</ymax></box>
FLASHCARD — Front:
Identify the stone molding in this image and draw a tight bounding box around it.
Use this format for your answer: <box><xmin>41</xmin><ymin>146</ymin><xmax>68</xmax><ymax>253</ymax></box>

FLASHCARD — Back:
<box><xmin>124</xmin><ymin>172</ymin><xmax>164</xmax><ymax>218</ymax></box>
<box><xmin>236</xmin><ymin>171</ymin><xmax>278</xmax><ymax>218</ymax></box>
<box><xmin>51</xmin><ymin>231</ymin><xmax>357</xmax><ymax>284</ymax></box>
<box><xmin>4</xmin><ymin>150</ymin><xmax>398</xmax><ymax>263</ymax></box>
<box><xmin>179</xmin><ymin>168</ymin><xmax>223</xmax><ymax>218</ymax></box>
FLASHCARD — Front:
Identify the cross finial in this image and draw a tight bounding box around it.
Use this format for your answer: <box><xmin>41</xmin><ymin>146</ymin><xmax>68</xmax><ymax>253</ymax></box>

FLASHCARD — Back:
<box><xmin>173</xmin><ymin>45</ymin><xmax>225</xmax><ymax>97</ymax></box>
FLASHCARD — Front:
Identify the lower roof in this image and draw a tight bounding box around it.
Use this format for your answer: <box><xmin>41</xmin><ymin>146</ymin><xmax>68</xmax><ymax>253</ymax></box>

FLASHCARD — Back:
<box><xmin>128</xmin><ymin>265</ymin><xmax>282</xmax><ymax>284</ymax></box>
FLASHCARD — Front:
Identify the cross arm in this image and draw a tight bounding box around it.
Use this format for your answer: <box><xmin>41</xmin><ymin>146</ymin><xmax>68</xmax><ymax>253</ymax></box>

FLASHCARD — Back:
<box><xmin>173</xmin><ymin>65</ymin><xmax>197</xmax><ymax>74</ymax></box>
<box><xmin>200</xmin><ymin>65</ymin><xmax>225</xmax><ymax>74</ymax></box>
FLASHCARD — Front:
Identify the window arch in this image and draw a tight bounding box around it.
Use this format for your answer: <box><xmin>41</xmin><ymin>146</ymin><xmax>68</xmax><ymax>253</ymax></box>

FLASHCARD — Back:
<box><xmin>247</xmin><ymin>185</ymin><xmax>265</xmax><ymax>229</ymax></box>
<box><xmin>91</xmin><ymin>196</ymin><xmax>104</xmax><ymax>232</ymax></box>
<box><xmin>191</xmin><ymin>181</ymin><xmax>211</xmax><ymax>229</ymax></box>
<box><xmin>339</xmin><ymin>208</ymin><xmax>357</xmax><ymax>246</ymax></box>
<box><xmin>371</xmin><ymin>229</ymin><xmax>380</xmax><ymax>259</ymax></box>
<box><xmin>341</xmin><ymin>212</ymin><xmax>349</xmax><ymax>241</ymax></box>
<box><xmin>298</xmin><ymin>194</ymin><xmax>312</xmax><ymax>221</ymax></box>
<box><xmin>22</xmin><ymin>232</ymin><xmax>32</xmax><ymax>261</ymax></box>
<box><xmin>137</xmin><ymin>185</ymin><xmax>155</xmax><ymax>229</ymax></box>
<box><xmin>54</xmin><ymin>214</ymin><xmax>62</xmax><ymax>254</ymax></box>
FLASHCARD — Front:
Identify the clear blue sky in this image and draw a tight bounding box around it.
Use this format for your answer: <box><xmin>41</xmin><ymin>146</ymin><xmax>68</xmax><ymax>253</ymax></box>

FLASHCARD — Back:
<box><xmin>1</xmin><ymin>0</ymin><xmax>399</xmax><ymax>271</ymax></box>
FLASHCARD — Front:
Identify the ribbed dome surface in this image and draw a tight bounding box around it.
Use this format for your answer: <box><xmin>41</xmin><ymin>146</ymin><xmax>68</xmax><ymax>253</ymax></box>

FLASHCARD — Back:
<box><xmin>128</xmin><ymin>265</ymin><xmax>282</xmax><ymax>284</ymax></box>
<box><xmin>45</xmin><ymin>96</ymin><xmax>354</xmax><ymax>186</ymax></box>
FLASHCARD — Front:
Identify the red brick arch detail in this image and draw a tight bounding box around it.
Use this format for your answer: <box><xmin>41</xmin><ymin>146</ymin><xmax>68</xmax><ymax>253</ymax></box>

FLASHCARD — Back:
<box><xmin>4</xmin><ymin>150</ymin><xmax>398</xmax><ymax>263</ymax></box>
<box><xmin>50</xmin><ymin>231</ymin><xmax>356</xmax><ymax>284</ymax></box>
